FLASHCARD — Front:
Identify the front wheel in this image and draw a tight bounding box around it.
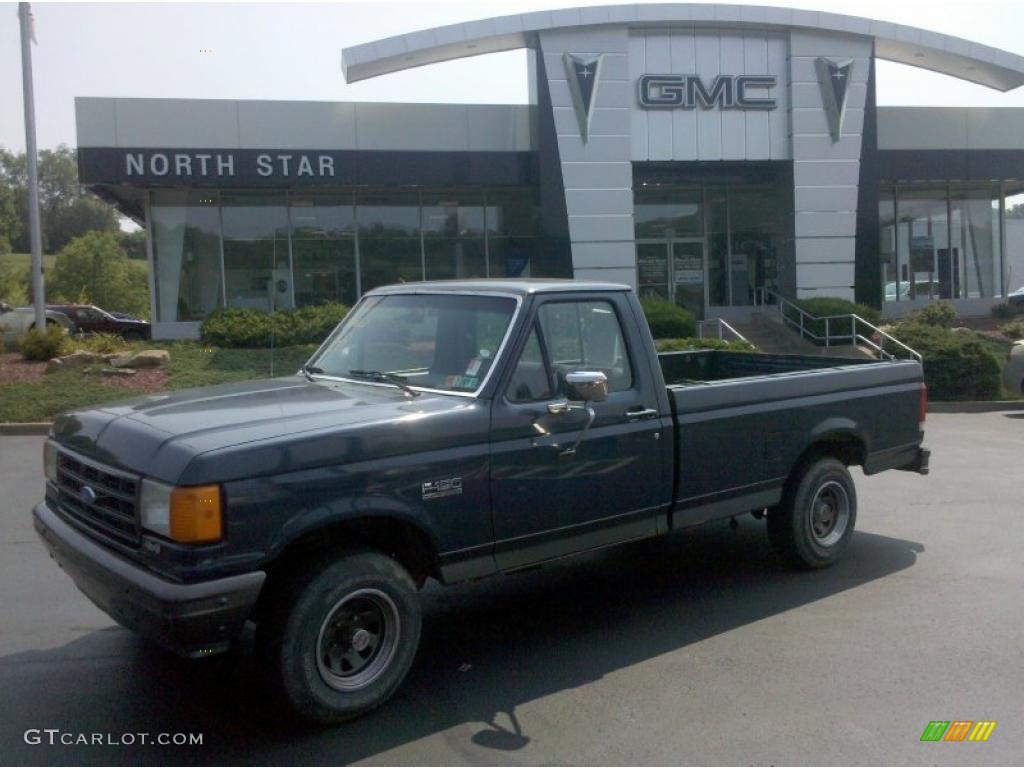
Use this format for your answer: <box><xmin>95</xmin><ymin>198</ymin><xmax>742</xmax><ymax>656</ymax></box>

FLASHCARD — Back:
<box><xmin>256</xmin><ymin>550</ymin><xmax>422</xmax><ymax>723</ymax></box>
<box><xmin>768</xmin><ymin>457</ymin><xmax>857</xmax><ymax>569</ymax></box>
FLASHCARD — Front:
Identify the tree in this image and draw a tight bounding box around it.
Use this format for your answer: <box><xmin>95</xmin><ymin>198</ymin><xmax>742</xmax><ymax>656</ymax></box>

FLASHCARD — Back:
<box><xmin>0</xmin><ymin>182</ymin><xmax>19</xmax><ymax>254</ymax></box>
<box><xmin>47</xmin><ymin>195</ymin><xmax>118</xmax><ymax>252</ymax></box>
<box><xmin>0</xmin><ymin>144</ymin><xmax>118</xmax><ymax>253</ymax></box>
<box><xmin>47</xmin><ymin>231</ymin><xmax>149</xmax><ymax>317</ymax></box>
<box><xmin>117</xmin><ymin>229</ymin><xmax>148</xmax><ymax>260</ymax></box>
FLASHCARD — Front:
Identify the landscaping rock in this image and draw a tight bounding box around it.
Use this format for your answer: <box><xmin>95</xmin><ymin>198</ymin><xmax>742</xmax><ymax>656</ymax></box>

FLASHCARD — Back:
<box><xmin>109</xmin><ymin>349</ymin><xmax>170</xmax><ymax>369</ymax></box>
<box><xmin>101</xmin><ymin>367</ymin><xmax>136</xmax><ymax>377</ymax></box>
<box><xmin>59</xmin><ymin>350</ymin><xmax>107</xmax><ymax>368</ymax></box>
<box><xmin>132</xmin><ymin>349</ymin><xmax>170</xmax><ymax>368</ymax></box>
<box><xmin>45</xmin><ymin>358</ymin><xmax>63</xmax><ymax>373</ymax></box>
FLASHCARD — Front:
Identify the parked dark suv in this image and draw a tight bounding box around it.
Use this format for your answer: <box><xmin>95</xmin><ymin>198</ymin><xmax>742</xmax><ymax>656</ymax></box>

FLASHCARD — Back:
<box><xmin>47</xmin><ymin>304</ymin><xmax>151</xmax><ymax>340</ymax></box>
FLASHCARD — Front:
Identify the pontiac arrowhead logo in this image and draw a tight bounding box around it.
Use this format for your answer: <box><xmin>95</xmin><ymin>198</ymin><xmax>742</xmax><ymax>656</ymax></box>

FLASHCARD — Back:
<box><xmin>814</xmin><ymin>57</ymin><xmax>853</xmax><ymax>142</ymax></box>
<box><xmin>563</xmin><ymin>53</ymin><xmax>603</xmax><ymax>143</ymax></box>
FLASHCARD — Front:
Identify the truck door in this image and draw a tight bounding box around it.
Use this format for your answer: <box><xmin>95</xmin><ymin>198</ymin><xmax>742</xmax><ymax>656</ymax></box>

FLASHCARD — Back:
<box><xmin>489</xmin><ymin>292</ymin><xmax>669</xmax><ymax>570</ymax></box>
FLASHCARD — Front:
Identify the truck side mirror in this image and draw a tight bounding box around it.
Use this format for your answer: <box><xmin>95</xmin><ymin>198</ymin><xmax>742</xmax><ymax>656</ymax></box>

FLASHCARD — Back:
<box><xmin>540</xmin><ymin>371</ymin><xmax>609</xmax><ymax>458</ymax></box>
<box><xmin>565</xmin><ymin>371</ymin><xmax>608</xmax><ymax>403</ymax></box>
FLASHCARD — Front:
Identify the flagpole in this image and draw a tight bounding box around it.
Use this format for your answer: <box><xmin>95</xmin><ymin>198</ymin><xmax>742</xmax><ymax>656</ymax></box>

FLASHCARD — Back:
<box><xmin>19</xmin><ymin>2</ymin><xmax>45</xmax><ymax>331</ymax></box>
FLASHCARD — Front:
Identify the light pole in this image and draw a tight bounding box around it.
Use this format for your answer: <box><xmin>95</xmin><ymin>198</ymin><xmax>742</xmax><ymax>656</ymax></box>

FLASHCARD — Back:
<box><xmin>18</xmin><ymin>2</ymin><xmax>45</xmax><ymax>331</ymax></box>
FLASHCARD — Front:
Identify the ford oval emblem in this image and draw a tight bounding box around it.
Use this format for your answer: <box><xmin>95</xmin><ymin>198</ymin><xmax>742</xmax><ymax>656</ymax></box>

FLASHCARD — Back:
<box><xmin>79</xmin><ymin>485</ymin><xmax>97</xmax><ymax>506</ymax></box>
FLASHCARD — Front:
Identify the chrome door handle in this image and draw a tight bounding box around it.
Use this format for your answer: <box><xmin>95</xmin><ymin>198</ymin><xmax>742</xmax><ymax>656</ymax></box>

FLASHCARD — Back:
<box><xmin>625</xmin><ymin>407</ymin><xmax>659</xmax><ymax>421</ymax></box>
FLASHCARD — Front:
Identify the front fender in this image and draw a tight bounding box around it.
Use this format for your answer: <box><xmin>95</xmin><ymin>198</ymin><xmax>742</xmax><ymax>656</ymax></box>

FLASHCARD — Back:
<box><xmin>222</xmin><ymin>445</ymin><xmax>494</xmax><ymax>581</ymax></box>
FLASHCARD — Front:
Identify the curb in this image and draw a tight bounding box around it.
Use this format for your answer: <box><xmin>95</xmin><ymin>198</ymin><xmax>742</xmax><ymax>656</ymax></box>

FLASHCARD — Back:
<box><xmin>928</xmin><ymin>401</ymin><xmax>1024</xmax><ymax>413</ymax></box>
<box><xmin>0</xmin><ymin>423</ymin><xmax>52</xmax><ymax>436</ymax></box>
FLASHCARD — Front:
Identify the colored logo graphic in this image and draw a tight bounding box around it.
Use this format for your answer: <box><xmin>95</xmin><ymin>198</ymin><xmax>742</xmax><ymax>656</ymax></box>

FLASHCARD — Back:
<box><xmin>920</xmin><ymin>721</ymin><xmax>997</xmax><ymax>742</ymax></box>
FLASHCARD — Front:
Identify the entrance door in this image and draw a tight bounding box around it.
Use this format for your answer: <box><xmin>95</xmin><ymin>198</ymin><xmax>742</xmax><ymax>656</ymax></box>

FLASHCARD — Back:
<box><xmin>636</xmin><ymin>239</ymin><xmax>706</xmax><ymax>318</ymax></box>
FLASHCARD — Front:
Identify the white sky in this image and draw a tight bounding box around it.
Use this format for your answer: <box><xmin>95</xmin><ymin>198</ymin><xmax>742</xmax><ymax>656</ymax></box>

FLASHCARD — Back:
<box><xmin>2</xmin><ymin>0</ymin><xmax>1024</xmax><ymax>152</ymax></box>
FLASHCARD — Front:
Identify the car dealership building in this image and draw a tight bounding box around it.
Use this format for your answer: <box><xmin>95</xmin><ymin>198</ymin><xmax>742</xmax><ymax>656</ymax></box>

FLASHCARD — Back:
<box><xmin>75</xmin><ymin>3</ymin><xmax>1024</xmax><ymax>338</ymax></box>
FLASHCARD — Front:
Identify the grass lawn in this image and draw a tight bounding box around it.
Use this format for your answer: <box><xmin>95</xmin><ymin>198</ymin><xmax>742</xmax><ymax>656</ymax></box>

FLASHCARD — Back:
<box><xmin>161</xmin><ymin>342</ymin><xmax>317</xmax><ymax>389</ymax></box>
<box><xmin>0</xmin><ymin>341</ymin><xmax>317</xmax><ymax>422</ymax></box>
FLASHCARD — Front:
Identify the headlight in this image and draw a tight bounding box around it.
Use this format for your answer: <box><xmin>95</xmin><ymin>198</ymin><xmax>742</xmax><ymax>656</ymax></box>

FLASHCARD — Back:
<box><xmin>43</xmin><ymin>442</ymin><xmax>58</xmax><ymax>483</ymax></box>
<box><xmin>140</xmin><ymin>478</ymin><xmax>222</xmax><ymax>544</ymax></box>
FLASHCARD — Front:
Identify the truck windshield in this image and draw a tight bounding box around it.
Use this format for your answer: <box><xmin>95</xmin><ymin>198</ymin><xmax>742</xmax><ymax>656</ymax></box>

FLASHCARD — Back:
<box><xmin>309</xmin><ymin>293</ymin><xmax>518</xmax><ymax>394</ymax></box>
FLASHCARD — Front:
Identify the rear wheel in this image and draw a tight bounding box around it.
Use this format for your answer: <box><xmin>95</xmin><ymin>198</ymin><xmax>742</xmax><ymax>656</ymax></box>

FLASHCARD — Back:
<box><xmin>256</xmin><ymin>550</ymin><xmax>422</xmax><ymax>723</ymax></box>
<box><xmin>768</xmin><ymin>457</ymin><xmax>857</xmax><ymax>569</ymax></box>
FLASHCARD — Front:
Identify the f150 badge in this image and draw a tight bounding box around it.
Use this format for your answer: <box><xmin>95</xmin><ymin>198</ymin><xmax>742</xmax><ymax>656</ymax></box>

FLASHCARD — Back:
<box><xmin>422</xmin><ymin>477</ymin><xmax>463</xmax><ymax>500</ymax></box>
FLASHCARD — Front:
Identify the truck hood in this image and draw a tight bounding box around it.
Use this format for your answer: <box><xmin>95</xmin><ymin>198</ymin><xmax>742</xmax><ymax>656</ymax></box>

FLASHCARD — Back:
<box><xmin>51</xmin><ymin>376</ymin><xmax>487</xmax><ymax>485</ymax></box>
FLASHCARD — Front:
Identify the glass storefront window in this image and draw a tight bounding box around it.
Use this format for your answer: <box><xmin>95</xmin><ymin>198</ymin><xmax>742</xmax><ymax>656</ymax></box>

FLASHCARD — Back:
<box><xmin>222</xmin><ymin>193</ymin><xmax>289</xmax><ymax>312</ymax></box>
<box><xmin>633</xmin><ymin>179</ymin><xmax>785</xmax><ymax>310</ymax></box>
<box><xmin>356</xmin><ymin>192</ymin><xmax>422</xmax><ymax>292</ymax></box>
<box><xmin>356</xmin><ymin>193</ymin><xmax>420</xmax><ymax>238</ymax></box>
<box><xmin>879</xmin><ymin>188</ymin><xmax>898</xmax><ymax>301</ymax></box>
<box><xmin>706</xmin><ymin>190</ymin><xmax>728</xmax><ymax>307</ymax></box>
<box><xmin>150</xmin><ymin>190</ymin><xmax>223</xmax><ymax>322</ymax></box>
<box><xmin>146</xmin><ymin>187</ymin><xmax>544</xmax><ymax>326</ymax></box>
<box><xmin>729</xmin><ymin>186</ymin><xmax>783</xmax><ymax>306</ymax></box>
<box><xmin>290</xmin><ymin>194</ymin><xmax>357</xmax><ymax>307</ymax></box>
<box><xmin>422</xmin><ymin>192</ymin><xmax>487</xmax><ymax>279</ymax></box>
<box><xmin>634</xmin><ymin>189</ymin><xmax>703</xmax><ymax>238</ymax></box>
<box><xmin>950</xmin><ymin>184</ymin><xmax>1001</xmax><ymax>299</ymax></box>
<box><xmin>1005</xmin><ymin>189</ymin><xmax>1024</xmax><ymax>294</ymax></box>
<box><xmin>881</xmin><ymin>183</ymin><xmax>1009</xmax><ymax>303</ymax></box>
<box><xmin>486</xmin><ymin>189</ymin><xmax>538</xmax><ymax>278</ymax></box>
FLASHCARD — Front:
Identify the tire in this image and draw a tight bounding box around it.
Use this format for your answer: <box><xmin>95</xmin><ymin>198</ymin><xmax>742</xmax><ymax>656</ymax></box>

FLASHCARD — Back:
<box><xmin>768</xmin><ymin>457</ymin><xmax>857</xmax><ymax>570</ymax></box>
<box><xmin>256</xmin><ymin>550</ymin><xmax>422</xmax><ymax>724</ymax></box>
<box><xmin>122</xmin><ymin>331</ymin><xmax>144</xmax><ymax>342</ymax></box>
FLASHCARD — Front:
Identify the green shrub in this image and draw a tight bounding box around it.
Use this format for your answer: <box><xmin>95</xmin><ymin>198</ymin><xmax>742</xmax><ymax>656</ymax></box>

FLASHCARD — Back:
<box><xmin>783</xmin><ymin>297</ymin><xmax>881</xmax><ymax>343</ymax></box>
<box><xmin>999</xmin><ymin>318</ymin><xmax>1024</xmax><ymax>340</ymax></box>
<box><xmin>20</xmin><ymin>325</ymin><xmax>69</xmax><ymax>361</ymax></box>
<box><xmin>655</xmin><ymin>337</ymin><xmax>756</xmax><ymax>352</ymax></box>
<box><xmin>790</xmin><ymin>296</ymin><xmax>881</xmax><ymax>324</ymax></box>
<box><xmin>640</xmin><ymin>297</ymin><xmax>696</xmax><ymax>339</ymax></box>
<box><xmin>200</xmin><ymin>303</ymin><xmax>350</xmax><ymax>348</ymax></box>
<box><xmin>886</xmin><ymin>323</ymin><xmax>1002</xmax><ymax>400</ymax></box>
<box><xmin>904</xmin><ymin>301</ymin><xmax>958</xmax><ymax>328</ymax></box>
<box><xmin>67</xmin><ymin>332</ymin><xmax>129</xmax><ymax>354</ymax></box>
<box><xmin>992</xmin><ymin>301</ymin><xmax>1024</xmax><ymax>319</ymax></box>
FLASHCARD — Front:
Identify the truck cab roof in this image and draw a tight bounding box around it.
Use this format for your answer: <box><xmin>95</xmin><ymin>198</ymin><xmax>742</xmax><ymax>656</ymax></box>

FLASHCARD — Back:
<box><xmin>365</xmin><ymin>279</ymin><xmax>631</xmax><ymax>298</ymax></box>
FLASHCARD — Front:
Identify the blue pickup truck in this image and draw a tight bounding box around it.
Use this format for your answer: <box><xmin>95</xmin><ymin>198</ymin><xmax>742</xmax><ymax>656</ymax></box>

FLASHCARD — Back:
<box><xmin>33</xmin><ymin>280</ymin><xmax>929</xmax><ymax>722</ymax></box>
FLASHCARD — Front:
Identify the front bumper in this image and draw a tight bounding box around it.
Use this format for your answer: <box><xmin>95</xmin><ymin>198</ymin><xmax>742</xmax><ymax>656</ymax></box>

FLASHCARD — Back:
<box><xmin>33</xmin><ymin>501</ymin><xmax>265</xmax><ymax>657</ymax></box>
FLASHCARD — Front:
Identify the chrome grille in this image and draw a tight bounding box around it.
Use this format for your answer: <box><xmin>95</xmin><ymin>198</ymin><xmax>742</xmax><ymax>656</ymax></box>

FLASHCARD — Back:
<box><xmin>55</xmin><ymin>451</ymin><xmax>141</xmax><ymax>547</ymax></box>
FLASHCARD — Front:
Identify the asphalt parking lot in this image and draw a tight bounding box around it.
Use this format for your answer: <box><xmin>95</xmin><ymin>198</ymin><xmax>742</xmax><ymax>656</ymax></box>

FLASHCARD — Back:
<box><xmin>0</xmin><ymin>411</ymin><xmax>1021</xmax><ymax>766</ymax></box>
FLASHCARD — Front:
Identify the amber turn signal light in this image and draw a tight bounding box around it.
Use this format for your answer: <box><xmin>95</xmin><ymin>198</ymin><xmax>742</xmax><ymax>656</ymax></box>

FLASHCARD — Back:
<box><xmin>169</xmin><ymin>485</ymin><xmax>222</xmax><ymax>543</ymax></box>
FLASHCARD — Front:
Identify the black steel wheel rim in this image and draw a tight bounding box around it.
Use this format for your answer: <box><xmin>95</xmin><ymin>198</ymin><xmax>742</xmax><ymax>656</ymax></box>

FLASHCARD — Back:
<box><xmin>315</xmin><ymin>588</ymin><xmax>400</xmax><ymax>692</ymax></box>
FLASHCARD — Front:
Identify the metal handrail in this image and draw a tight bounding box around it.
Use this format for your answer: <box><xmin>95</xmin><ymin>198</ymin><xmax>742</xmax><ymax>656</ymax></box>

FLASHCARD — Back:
<box><xmin>753</xmin><ymin>287</ymin><xmax>922</xmax><ymax>363</ymax></box>
<box><xmin>696</xmin><ymin>318</ymin><xmax>750</xmax><ymax>345</ymax></box>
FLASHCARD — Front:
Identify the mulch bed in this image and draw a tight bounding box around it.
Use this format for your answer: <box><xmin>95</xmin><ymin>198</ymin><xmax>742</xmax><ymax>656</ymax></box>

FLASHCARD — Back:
<box><xmin>0</xmin><ymin>352</ymin><xmax>169</xmax><ymax>393</ymax></box>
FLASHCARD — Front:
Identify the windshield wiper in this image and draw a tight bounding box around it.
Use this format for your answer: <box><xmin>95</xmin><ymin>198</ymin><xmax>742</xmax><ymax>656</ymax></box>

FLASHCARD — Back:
<box><xmin>346</xmin><ymin>369</ymin><xmax>419</xmax><ymax>397</ymax></box>
<box><xmin>300</xmin><ymin>364</ymin><xmax>324</xmax><ymax>381</ymax></box>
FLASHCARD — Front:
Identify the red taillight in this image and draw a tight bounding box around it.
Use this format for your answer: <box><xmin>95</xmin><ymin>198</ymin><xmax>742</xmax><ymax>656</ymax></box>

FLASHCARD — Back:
<box><xmin>919</xmin><ymin>383</ymin><xmax>928</xmax><ymax>424</ymax></box>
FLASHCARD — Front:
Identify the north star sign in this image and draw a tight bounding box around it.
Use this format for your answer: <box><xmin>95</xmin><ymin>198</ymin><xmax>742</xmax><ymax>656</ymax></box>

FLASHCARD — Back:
<box><xmin>123</xmin><ymin>151</ymin><xmax>337</xmax><ymax>178</ymax></box>
<box><xmin>638</xmin><ymin>74</ymin><xmax>777</xmax><ymax>109</ymax></box>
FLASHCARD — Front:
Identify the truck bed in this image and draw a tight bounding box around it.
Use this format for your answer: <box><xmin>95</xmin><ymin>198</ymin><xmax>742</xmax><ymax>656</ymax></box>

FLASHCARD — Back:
<box><xmin>657</xmin><ymin>350</ymin><xmax>925</xmax><ymax>531</ymax></box>
<box><xmin>658</xmin><ymin>349</ymin><xmax>871</xmax><ymax>386</ymax></box>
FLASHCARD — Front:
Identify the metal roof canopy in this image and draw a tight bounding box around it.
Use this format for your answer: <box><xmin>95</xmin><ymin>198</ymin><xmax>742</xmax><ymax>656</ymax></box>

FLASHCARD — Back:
<box><xmin>341</xmin><ymin>3</ymin><xmax>1024</xmax><ymax>92</ymax></box>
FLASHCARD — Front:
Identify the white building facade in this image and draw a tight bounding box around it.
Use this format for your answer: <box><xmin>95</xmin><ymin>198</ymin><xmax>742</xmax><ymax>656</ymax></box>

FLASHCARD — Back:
<box><xmin>76</xmin><ymin>4</ymin><xmax>1024</xmax><ymax>337</ymax></box>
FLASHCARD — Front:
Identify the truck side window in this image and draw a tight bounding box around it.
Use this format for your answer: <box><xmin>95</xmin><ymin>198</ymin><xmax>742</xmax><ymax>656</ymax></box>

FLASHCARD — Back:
<box><xmin>537</xmin><ymin>301</ymin><xmax>634</xmax><ymax>393</ymax></box>
<box><xmin>507</xmin><ymin>323</ymin><xmax>555</xmax><ymax>403</ymax></box>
